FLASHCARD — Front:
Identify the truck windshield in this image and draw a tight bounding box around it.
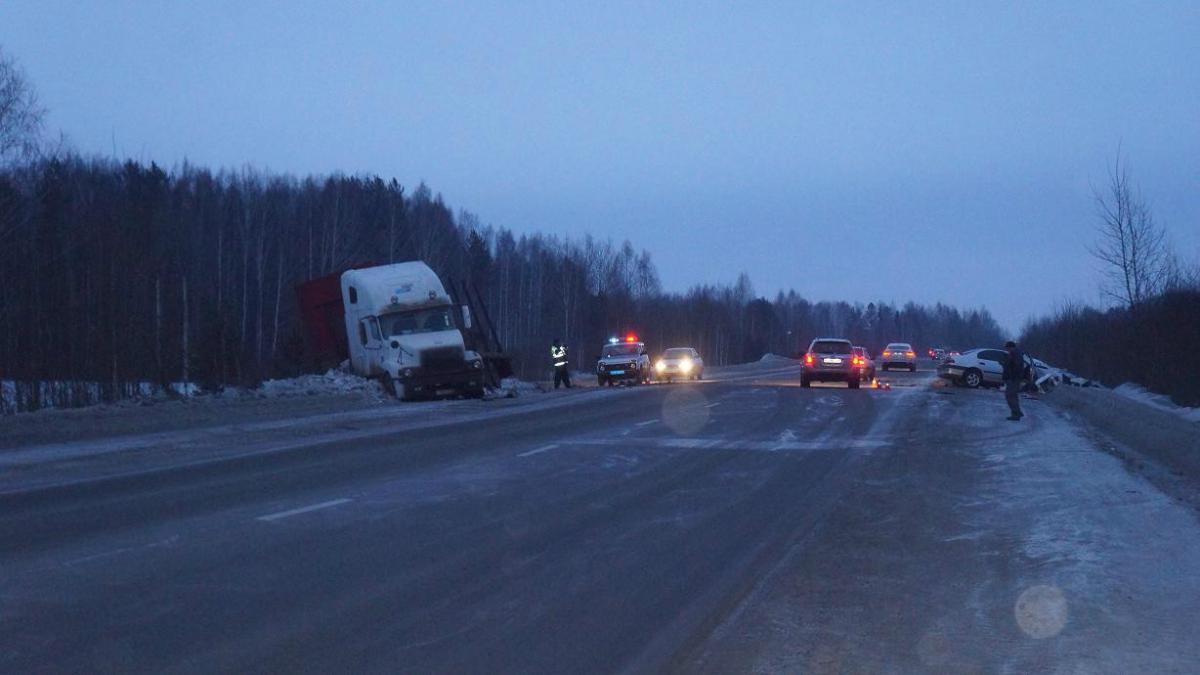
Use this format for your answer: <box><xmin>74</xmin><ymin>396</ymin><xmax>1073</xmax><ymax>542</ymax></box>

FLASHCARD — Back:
<box><xmin>379</xmin><ymin>307</ymin><xmax>455</xmax><ymax>336</ymax></box>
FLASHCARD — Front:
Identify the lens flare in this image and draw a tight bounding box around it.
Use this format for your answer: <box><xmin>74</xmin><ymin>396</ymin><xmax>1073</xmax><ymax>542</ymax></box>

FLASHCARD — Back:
<box><xmin>661</xmin><ymin>387</ymin><xmax>710</xmax><ymax>435</ymax></box>
<box><xmin>1015</xmin><ymin>585</ymin><xmax>1068</xmax><ymax>639</ymax></box>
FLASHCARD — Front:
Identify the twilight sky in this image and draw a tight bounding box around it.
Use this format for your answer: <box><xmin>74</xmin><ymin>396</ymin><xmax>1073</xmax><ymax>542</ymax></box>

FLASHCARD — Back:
<box><xmin>2</xmin><ymin>1</ymin><xmax>1198</xmax><ymax>333</ymax></box>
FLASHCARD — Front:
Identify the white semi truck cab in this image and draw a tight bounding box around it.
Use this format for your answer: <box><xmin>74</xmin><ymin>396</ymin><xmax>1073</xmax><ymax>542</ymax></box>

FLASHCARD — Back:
<box><xmin>341</xmin><ymin>262</ymin><xmax>485</xmax><ymax>400</ymax></box>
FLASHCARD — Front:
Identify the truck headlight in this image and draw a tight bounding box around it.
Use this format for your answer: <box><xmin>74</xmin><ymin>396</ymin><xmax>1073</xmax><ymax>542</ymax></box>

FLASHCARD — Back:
<box><xmin>655</xmin><ymin>361</ymin><xmax>666</xmax><ymax>372</ymax></box>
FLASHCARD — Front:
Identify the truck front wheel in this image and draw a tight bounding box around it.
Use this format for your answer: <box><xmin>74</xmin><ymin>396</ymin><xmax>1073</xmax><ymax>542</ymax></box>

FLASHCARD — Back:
<box><xmin>383</xmin><ymin>377</ymin><xmax>409</xmax><ymax>401</ymax></box>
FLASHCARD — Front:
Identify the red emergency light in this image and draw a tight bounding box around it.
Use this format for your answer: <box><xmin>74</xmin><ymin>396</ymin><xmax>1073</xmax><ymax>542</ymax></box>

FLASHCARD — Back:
<box><xmin>625</xmin><ymin>334</ymin><xmax>638</xmax><ymax>343</ymax></box>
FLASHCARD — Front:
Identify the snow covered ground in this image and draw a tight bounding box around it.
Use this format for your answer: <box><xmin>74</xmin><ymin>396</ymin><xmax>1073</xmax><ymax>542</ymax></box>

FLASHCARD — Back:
<box><xmin>1113</xmin><ymin>383</ymin><xmax>1200</xmax><ymax>423</ymax></box>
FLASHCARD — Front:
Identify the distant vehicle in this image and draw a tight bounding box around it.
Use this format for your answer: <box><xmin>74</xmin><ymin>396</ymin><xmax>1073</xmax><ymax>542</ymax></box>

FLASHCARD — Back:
<box><xmin>852</xmin><ymin>346</ymin><xmax>876</xmax><ymax>382</ymax></box>
<box><xmin>880</xmin><ymin>342</ymin><xmax>917</xmax><ymax>372</ymax></box>
<box><xmin>339</xmin><ymin>262</ymin><xmax>485</xmax><ymax>400</ymax></box>
<box><xmin>801</xmin><ymin>338</ymin><xmax>866</xmax><ymax>389</ymax></box>
<box><xmin>931</xmin><ymin>347</ymin><xmax>947</xmax><ymax>360</ymax></box>
<box><xmin>655</xmin><ymin>347</ymin><xmax>704</xmax><ymax>382</ymax></box>
<box><xmin>937</xmin><ymin>348</ymin><xmax>1038</xmax><ymax>388</ymax></box>
<box><xmin>597</xmin><ymin>337</ymin><xmax>651</xmax><ymax>385</ymax></box>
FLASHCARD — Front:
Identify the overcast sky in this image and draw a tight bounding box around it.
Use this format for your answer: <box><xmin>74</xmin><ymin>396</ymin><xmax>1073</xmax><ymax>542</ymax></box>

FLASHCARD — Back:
<box><xmin>2</xmin><ymin>1</ymin><xmax>1197</xmax><ymax>333</ymax></box>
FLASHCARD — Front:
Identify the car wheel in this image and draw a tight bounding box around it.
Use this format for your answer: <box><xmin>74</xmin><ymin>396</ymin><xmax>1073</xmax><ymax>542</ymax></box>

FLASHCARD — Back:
<box><xmin>801</xmin><ymin>376</ymin><xmax>811</xmax><ymax>388</ymax></box>
<box><xmin>909</xmin><ymin>364</ymin><xmax>916</xmax><ymax>372</ymax></box>
<box><xmin>848</xmin><ymin>378</ymin><xmax>860</xmax><ymax>390</ymax></box>
<box><xmin>962</xmin><ymin>369</ymin><xmax>982</xmax><ymax>388</ymax></box>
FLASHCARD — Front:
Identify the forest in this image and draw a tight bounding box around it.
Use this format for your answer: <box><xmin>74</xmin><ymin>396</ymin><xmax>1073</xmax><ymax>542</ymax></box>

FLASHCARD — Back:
<box><xmin>0</xmin><ymin>156</ymin><xmax>1007</xmax><ymax>412</ymax></box>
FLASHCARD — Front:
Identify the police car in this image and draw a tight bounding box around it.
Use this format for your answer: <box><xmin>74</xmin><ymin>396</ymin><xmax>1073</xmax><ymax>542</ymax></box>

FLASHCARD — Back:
<box><xmin>596</xmin><ymin>336</ymin><xmax>651</xmax><ymax>386</ymax></box>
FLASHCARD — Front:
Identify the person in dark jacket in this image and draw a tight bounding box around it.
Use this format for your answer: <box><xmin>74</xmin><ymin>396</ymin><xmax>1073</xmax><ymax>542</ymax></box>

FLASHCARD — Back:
<box><xmin>1002</xmin><ymin>340</ymin><xmax>1026</xmax><ymax>421</ymax></box>
<box><xmin>551</xmin><ymin>339</ymin><xmax>572</xmax><ymax>389</ymax></box>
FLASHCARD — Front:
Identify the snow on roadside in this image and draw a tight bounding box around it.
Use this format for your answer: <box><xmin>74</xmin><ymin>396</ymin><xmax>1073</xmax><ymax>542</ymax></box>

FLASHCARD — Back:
<box><xmin>485</xmin><ymin>377</ymin><xmax>541</xmax><ymax>399</ymax></box>
<box><xmin>256</xmin><ymin>369</ymin><xmax>389</xmax><ymax>400</ymax></box>
<box><xmin>1112</xmin><ymin>383</ymin><xmax>1200</xmax><ymax>423</ymax></box>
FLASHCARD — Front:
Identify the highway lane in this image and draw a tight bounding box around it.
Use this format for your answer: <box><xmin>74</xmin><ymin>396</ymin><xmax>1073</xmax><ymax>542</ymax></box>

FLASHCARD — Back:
<box><xmin>0</xmin><ymin>363</ymin><xmax>925</xmax><ymax>673</ymax></box>
<box><xmin>10</xmin><ymin>360</ymin><xmax>1196</xmax><ymax>673</ymax></box>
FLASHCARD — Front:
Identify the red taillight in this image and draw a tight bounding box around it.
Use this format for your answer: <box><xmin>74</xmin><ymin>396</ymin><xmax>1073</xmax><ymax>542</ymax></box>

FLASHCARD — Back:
<box><xmin>905</xmin><ymin>351</ymin><xmax>915</xmax><ymax>358</ymax></box>
<box><xmin>852</xmin><ymin>356</ymin><xmax>864</xmax><ymax>367</ymax></box>
<box><xmin>804</xmin><ymin>353</ymin><xmax>814</xmax><ymax>366</ymax></box>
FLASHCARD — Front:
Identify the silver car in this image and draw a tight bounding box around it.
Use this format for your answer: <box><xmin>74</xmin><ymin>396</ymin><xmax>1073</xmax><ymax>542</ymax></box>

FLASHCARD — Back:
<box><xmin>654</xmin><ymin>347</ymin><xmax>704</xmax><ymax>382</ymax></box>
<box><xmin>880</xmin><ymin>342</ymin><xmax>917</xmax><ymax>372</ymax></box>
<box><xmin>937</xmin><ymin>348</ymin><xmax>1038</xmax><ymax>388</ymax></box>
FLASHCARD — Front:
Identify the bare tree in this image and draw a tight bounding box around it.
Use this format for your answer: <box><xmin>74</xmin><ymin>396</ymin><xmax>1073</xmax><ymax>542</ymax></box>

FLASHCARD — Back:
<box><xmin>1089</xmin><ymin>154</ymin><xmax>1171</xmax><ymax>309</ymax></box>
<box><xmin>0</xmin><ymin>47</ymin><xmax>44</xmax><ymax>165</ymax></box>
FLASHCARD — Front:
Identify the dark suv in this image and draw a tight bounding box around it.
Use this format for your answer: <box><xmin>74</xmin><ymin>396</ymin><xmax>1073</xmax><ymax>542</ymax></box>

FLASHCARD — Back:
<box><xmin>801</xmin><ymin>338</ymin><xmax>865</xmax><ymax>389</ymax></box>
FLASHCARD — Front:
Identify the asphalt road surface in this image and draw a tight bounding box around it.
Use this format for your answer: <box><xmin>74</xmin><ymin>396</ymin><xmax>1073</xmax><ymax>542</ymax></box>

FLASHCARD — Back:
<box><xmin>3</xmin><ymin>360</ymin><xmax>1198</xmax><ymax>673</ymax></box>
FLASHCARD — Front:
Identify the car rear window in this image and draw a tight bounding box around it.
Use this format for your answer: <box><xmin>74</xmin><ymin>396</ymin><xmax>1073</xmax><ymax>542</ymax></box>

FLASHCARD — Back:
<box><xmin>811</xmin><ymin>340</ymin><xmax>852</xmax><ymax>355</ymax></box>
<box><xmin>886</xmin><ymin>343</ymin><xmax>911</xmax><ymax>350</ymax></box>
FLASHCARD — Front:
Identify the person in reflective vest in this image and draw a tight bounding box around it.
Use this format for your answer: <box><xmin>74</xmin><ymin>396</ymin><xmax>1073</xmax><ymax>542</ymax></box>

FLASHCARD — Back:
<box><xmin>551</xmin><ymin>339</ymin><xmax>572</xmax><ymax>389</ymax></box>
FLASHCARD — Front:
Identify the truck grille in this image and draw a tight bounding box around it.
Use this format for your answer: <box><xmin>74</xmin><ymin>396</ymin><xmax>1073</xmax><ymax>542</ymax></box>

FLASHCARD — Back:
<box><xmin>421</xmin><ymin>346</ymin><xmax>465</xmax><ymax>372</ymax></box>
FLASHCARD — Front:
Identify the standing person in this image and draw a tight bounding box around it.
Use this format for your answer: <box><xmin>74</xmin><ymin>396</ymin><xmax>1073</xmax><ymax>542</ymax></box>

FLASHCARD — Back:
<box><xmin>1002</xmin><ymin>340</ymin><xmax>1026</xmax><ymax>421</ymax></box>
<box><xmin>551</xmin><ymin>338</ymin><xmax>572</xmax><ymax>389</ymax></box>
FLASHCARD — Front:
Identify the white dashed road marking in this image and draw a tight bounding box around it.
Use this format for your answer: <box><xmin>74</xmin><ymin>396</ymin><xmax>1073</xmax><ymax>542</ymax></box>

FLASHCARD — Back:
<box><xmin>518</xmin><ymin>444</ymin><xmax>559</xmax><ymax>458</ymax></box>
<box><xmin>257</xmin><ymin>498</ymin><xmax>353</xmax><ymax>522</ymax></box>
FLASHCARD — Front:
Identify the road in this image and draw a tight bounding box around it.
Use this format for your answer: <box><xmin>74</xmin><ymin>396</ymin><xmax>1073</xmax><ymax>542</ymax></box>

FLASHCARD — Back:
<box><xmin>2</xmin><ymin>360</ymin><xmax>1199</xmax><ymax>673</ymax></box>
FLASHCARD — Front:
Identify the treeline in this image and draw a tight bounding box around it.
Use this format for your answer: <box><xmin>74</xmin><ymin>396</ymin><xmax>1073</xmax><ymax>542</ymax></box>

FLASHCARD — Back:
<box><xmin>1021</xmin><ymin>155</ymin><xmax>1200</xmax><ymax>407</ymax></box>
<box><xmin>0</xmin><ymin>155</ymin><xmax>1006</xmax><ymax>412</ymax></box>
<box><xmin>1022</xmin><ymin>288</ymin><xmax>1200</xmax><ymax>406</ymax></box>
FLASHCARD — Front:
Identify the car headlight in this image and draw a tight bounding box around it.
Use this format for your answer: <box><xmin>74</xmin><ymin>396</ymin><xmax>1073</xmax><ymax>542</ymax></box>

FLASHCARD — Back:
<box><xmin>655</xmin><ymin>360</ymin><xmax>666</xmax><ymax>372</ymax></box>
<box><xmin>680</xmin><ymin>359</ymin><xmax>693</xmax><ymax>372</ymax></box>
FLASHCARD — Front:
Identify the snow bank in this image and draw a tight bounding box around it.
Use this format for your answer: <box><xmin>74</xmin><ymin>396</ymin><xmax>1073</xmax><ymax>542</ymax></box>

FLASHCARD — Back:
<box><xmin>256</xmin><ymin>369</ymin><xmax>389</xmax><ymax>400</ymax></box>
<box><xmin>486</xmin><ymin>377</ymin><xmax>541</xmax><ymax>399</ymax></box>
<box><xmin>1113</xmin><ymin>384</ymin><xmax>1200</xmax><ymax>423</ymax></box>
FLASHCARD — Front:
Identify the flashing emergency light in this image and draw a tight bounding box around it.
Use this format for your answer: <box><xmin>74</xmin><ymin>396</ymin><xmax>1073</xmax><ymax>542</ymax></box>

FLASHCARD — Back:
<box><xmin>625</xmin><ymin>334</ymin><xmax>638</xmax><ymax>343</ymax></box>
<box><xmin>608</xmin><ymin>337</ymin><xmax>620</xmax><ymax>344</ymax></box>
